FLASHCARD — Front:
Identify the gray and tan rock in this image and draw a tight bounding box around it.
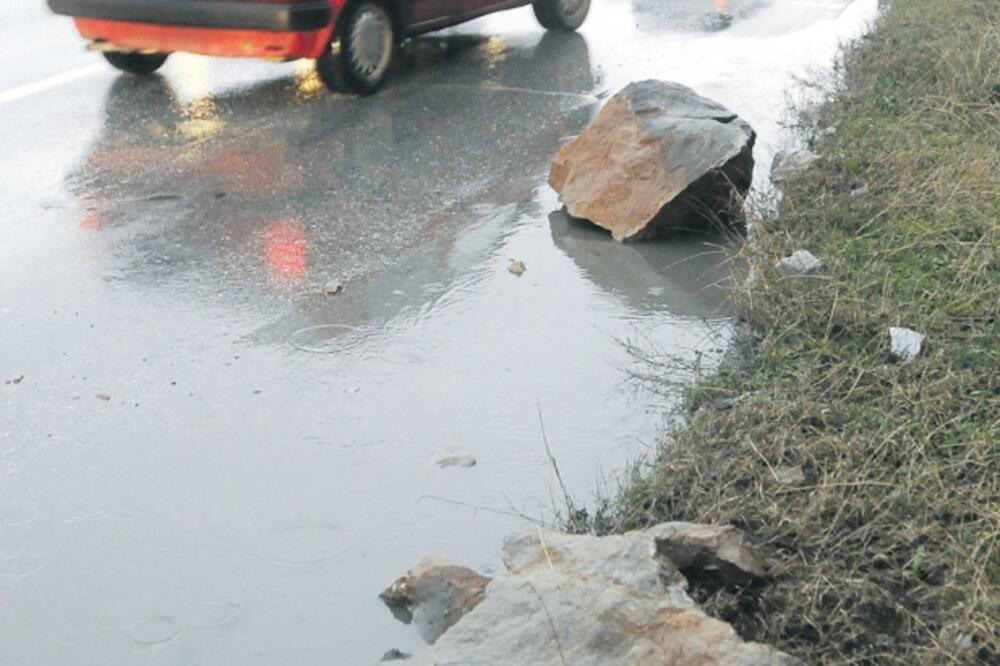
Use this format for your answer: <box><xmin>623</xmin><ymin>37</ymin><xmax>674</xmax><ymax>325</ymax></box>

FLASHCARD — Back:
<box><xmin>770</xmin><ymin>148</ymin><xmax>818</xmax><ymax>184</ymax></box>
<box><xmin>647</xmin><ymin>521</ymin><xmax>768</xmax><ymax>587</ymax></box>
<box><xmin>549</xmin><ymin>80</ymin><xmax>755</xmax><ymax>241</ymax></box>
<box><xmin>389</xmin><ymin>525</ymin><xmax>798</xmax><ymax>665</ymax></box>
<box><xmin>379</xmin><ymin>557</ymin><xmax>491</xmax><ymax>644</ymax></box>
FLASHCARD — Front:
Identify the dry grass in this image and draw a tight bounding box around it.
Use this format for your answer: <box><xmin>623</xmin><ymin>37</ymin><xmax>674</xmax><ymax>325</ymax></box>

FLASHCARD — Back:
<box><xmin>599</xmin><ymin>0</ymin><xmax>1000</xmax><ymax>662</ymax></box>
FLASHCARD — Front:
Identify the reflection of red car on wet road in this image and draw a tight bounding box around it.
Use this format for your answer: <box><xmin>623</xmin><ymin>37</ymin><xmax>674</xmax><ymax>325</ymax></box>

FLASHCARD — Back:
<box><xmin>47</xmin><ymin>0</ymin><xmax>589</xmax><ymax>93</ymax></box>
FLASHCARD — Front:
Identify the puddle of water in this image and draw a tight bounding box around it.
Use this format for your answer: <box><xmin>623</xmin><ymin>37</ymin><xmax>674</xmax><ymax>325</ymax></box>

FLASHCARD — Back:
<box><xmin>288</xmin><ymin>324</ymin><xmax>366</xmax><ymax>355</ymax></box>
<box><xmin>259</xmin><ymin>523</ymin><xmax>352</xmax><ymax>565</ymax></box>
<box><xmin>128</xmin><ymin>615</ymin><xmax>181</xmax><ymax>645</ymax></box>
<box><xmin>0</xmin><ymin>501</ymin><xmax>41</xmax><ymax>527</ymax></box>
<box><xmin>0</xmin><ymin>552</ymin><xmax>44</xmax><ymax>579</ymax></box>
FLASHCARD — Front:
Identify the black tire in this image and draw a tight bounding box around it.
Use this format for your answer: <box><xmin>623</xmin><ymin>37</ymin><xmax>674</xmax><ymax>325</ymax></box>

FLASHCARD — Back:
<box><xmin>532</xmin><ymin>0</ymin><xmax>590</xmax><ymax>32</ymax></box>
<box><xmin>102</xmin><ymin>52</ymin><xmax>169</xmax><ymax>75</ymax></box>
<box><xmin>316</xmin><ymin>1</ymin><xmax>395</xmax><ymax>94</ymax></box>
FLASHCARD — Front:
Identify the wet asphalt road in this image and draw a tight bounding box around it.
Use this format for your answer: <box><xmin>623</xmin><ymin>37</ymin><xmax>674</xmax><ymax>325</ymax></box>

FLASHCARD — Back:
<box><xmin>1</xmin><ymin>1</ymin><xmax>875</xmax><ymax>664</ymax></box>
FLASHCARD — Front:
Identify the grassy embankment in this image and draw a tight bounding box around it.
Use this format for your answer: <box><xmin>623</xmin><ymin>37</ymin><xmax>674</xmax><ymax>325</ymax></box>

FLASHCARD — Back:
<box><xmin>603</xmin><ymin>0</ymin><xmax>999</xmax><ymax>662</ymax></box>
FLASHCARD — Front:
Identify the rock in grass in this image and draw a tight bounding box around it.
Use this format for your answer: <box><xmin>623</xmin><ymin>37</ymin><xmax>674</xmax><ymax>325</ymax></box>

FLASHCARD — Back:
<box><xmin>380</xmin><ymin>557</ymin><xmax>490</xmax><ymax>644</ymax></box>
<box><xmin>713</xmin><ymin>395</ymin><xmax>743</xmax><ymax>410</ymax></box>
<box><xmin>430</xmin><ymin>448</ymin><xmax>476</xmax><ymax>468</ymax></box>
<box><xmin>549</xmin><ymin>80</ymin><xmax>755</xmax><ymax>241</ymax></box>
<box><xmin>773</xmin><ymin>465</ymin><xmax>806</xmax><ymax>486</ymax></box>
<box><xmin>777</xmin><ymin>249</ymin><xmax>823</xmax><ymax>276</ymax></box>
<box><xmin>770</xmin><ymin>148</ymin><xmax>819</xmax><ymax>184</ymax></box>
<box><xmin>646</xmin><ymin>522</ymin><xmax>767</xmax><ymax>587</ymax></box>
<box><xmin>889</xmin><ymin>326</ymin><xmax>925</xmax><ymax>362</ymax></box>
<box><xmin>394</xmin><ymin>527</ymin><xmax>797</xmax><ymax>665</ymax></box>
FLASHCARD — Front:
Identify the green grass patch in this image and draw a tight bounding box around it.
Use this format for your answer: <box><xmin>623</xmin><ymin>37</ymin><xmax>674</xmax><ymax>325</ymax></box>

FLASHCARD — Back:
<box><xmin>598</xmin><ymin>0</ymin><xmax>999</xmax><ymax>662</ymax></box>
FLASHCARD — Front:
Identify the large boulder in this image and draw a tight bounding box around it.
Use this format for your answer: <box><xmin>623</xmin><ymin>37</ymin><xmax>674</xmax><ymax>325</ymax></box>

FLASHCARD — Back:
<box><xmin>386</xmin><ymin>525</ymin><xmax>798</xmax><ymax>665</ymax></box>
<box><xmin>550</xmin><ymin>80</ymin><xmax>755</xmax><ymax>241</ymax></box>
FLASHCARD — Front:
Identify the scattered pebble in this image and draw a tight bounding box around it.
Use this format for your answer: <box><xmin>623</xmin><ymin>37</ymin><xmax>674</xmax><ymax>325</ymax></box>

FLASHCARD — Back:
<box><xmin>777</xmin><ymin>250</ymin><xmax>823</xmax><ymax>276</ymax></box>
<box><xmin>713</xmin><ymin>396</ymin><xmax>742</xmax><ymax>411</ymax></box>
<box><xmin>323</xmin><ymin>281</ymin><xmax>343</xmax><ymax>296</ymax></box>
<box><xmin>952</xmin><ymin>632</ymin><xmax>975</xmax><ymax>652</ymax></box>
<box><xmin>95</xmin><ymin>393</ymin><xmax>112</xmax><ymax>401</ymax></box>
<box><xmin>889</xmin><ymin>327</ymin><xmax>925</xmax><ymax>362</ymax></box>
<box><xmin>507</xmin><ymin>260</ymin><xmax>526</xmax><ymax>277</ymax></box>
<box><xmin>5</xmin><ymin>374</ymin><xmax>24</xmax><ymax>385</ymax></box>
<box><xmin>773</xmin><ymin>465</ymin><xmax>806</xmax><ymax>486</ymax></box>
<box><xmin>430</xmin><ymin>448</ymin><xmax>477</xmax><ymax>469</ymax></box>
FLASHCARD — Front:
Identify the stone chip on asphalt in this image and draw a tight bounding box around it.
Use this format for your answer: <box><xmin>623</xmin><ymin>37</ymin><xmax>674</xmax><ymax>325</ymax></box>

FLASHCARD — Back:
<box><xmin>430</xmin><ymin>448</ymin><xmax>477</xmax><ymax>468</ymax></box>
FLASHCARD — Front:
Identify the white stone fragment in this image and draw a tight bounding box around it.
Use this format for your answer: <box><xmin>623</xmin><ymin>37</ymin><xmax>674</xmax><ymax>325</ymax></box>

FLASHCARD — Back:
<box><xmin>430</xmin><ymin>448</ymin><xmax>477</xmax><ymax>469</ymax></box>
<box><xmin>889</xmin><ymin>327</ymin><xmax>925</xmax><ymax>362</ymax></box>
<box><xmin>777</xmin><ymin>250</ymin><xmax>823</xmax><ymax>276</ymax></box>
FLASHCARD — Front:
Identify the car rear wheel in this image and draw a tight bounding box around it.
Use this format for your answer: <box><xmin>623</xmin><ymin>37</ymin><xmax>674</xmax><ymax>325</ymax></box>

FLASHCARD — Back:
<box><xmin>316</xmin><ymin>1</ymin><xmax>395</xmax><ymax>95</ymax></box>
<box><xmin>533</xmin><ymin>0</ymin><xmax>590</xmax><ymax>32</ymax></box>
<box><xmin>102</xmin><ymin>52</ymin><xmax>169</xmax><ymax>75</ymax></box>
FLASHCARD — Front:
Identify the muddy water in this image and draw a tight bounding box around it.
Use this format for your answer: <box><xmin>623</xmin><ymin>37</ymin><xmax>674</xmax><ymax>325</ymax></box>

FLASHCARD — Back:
<box><xmin>0</xmin><ymin>1</ymin><xmax>875</xmax><ymax>663</ymax></box>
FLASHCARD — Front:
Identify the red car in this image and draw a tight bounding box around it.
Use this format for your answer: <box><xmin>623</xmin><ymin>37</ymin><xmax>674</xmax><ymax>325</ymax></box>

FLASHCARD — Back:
<box><xmin>47</xmin><ymin>0</ymin><xmax>589</xmax><ymax>93</ymax></box>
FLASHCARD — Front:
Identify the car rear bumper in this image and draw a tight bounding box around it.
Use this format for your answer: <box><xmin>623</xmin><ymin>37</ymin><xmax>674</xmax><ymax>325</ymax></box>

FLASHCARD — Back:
<box><xmin>47</xmin><ymin>0</ymin><xmax>332</xmax><ymax>32</ymax></box>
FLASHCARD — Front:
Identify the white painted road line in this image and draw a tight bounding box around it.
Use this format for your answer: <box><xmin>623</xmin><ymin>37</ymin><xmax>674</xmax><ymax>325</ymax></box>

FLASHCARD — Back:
<box><xmin>0</xmin><ymin>63</ymin><xmax>105</xmax><ymax>107</ymax></box>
